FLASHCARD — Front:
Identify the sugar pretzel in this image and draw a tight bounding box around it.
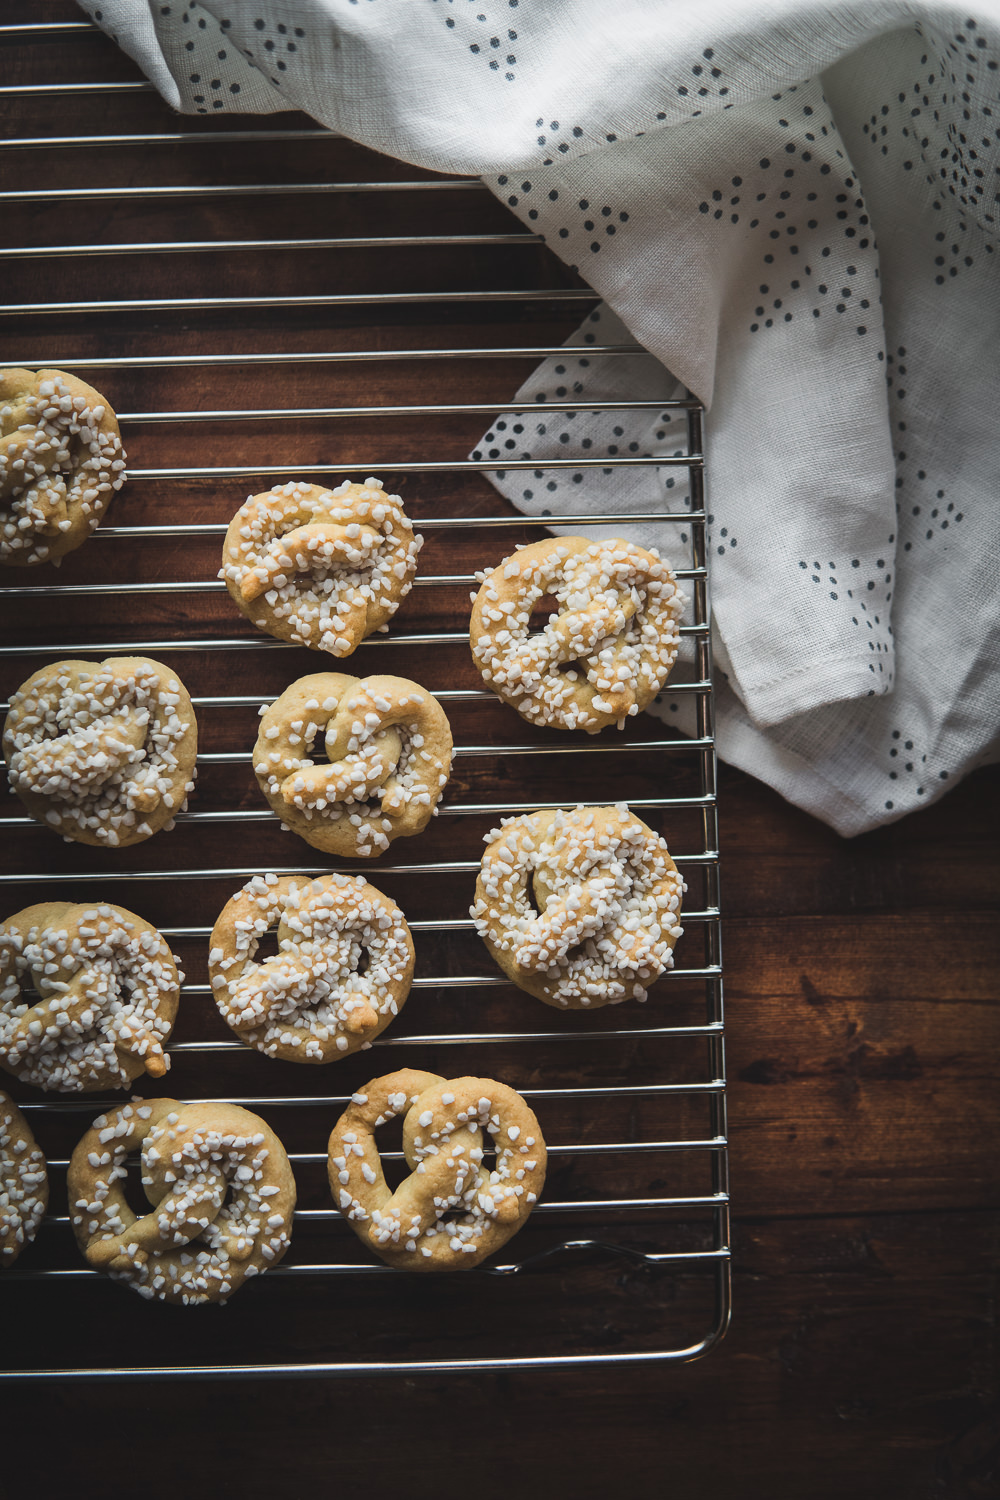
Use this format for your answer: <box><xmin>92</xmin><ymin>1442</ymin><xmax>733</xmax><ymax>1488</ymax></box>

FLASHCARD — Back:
<box><xmin>68</xmin><ymin>1098</ymin><xmax>296</xmax><ymax>1305</ymax></box>
<box><xmin>220</xmin><ymin>478</ymin><xmax>422</xmax><ymax>656</ymax></box>
<box><xmin>254</xmin><ymin>671</ymin><xmax>452</xmax><ymax>856</ymax></box>
<box><xmin>328</xmin><ymin>1068</ymin><xmax>546</xmax><ymax>1270</ymax></box>
<box><xmin>0</xmin><ymin>901</ymin><xmax>181</xmax><ymax>1092</ymax></box>
<box><xmin>470</xmin><ymin>535</ymin><xmax>685</xmax><ymax>732</ymax></box>
<box><xmin>210</xmin><ymin>872</ymin><xmax>414</xmax><ymax>1063</ymax></box>
<box><xmin>472</xmin><ymin>804</ymin><xmax>685</xmax><ymax>1008</ymax></box>
<box><xmin>0</xmin><ymin>367</ymin><xmax>125</xmax><ymax>568</ymax></box>
<box><xmin>3</xmin><ymin>655</ymin><xmax>198</xmax><ymax>848</ymax></box>
<box><xmin>0</xmin><ymin>1090</ymin><xmax>48</xmax><ymax>1267</ymax></box>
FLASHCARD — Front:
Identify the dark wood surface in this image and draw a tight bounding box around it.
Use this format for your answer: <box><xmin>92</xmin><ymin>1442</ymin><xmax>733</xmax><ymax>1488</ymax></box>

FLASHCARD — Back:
<box><xmin>2</xmin><ymin>11</ymin><xmax>998</xmax><ymax>1498</ymax></box>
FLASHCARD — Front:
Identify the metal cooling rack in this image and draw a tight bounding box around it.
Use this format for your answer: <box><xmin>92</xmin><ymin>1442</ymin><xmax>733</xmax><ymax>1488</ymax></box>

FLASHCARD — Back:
<box><xmin>0</xmin><ymin>14</ymin><xmax>729</xmax><ymax>1379</ymax></box>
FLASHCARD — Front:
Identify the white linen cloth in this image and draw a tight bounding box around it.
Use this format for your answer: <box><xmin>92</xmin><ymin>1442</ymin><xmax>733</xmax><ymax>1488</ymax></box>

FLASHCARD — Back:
<box><xmin>82</xmin><ymin>0</ymin><xmax>1000</xmax><ymax>834</ymax></box>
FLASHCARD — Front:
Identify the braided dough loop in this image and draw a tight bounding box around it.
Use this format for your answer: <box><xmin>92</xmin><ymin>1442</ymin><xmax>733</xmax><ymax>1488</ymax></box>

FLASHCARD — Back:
<box><xmin>3</xmin><ymin>655</ymin><xmax>198</xmax><ymax>848</ymax></box>
<box><xmin>0</xmin><ymin>367</ymin><xmax>126</xmax><ymax>568</ymax></box>
<box><xmin>329</xmin><ymin>1068</ymin><xmax>546</xmax><ymax>1270</ymax></box>
<box><xmin>472</xmin><ymin>804</ymin><xmax>685</xmax><ymax>1009</ymax></box>
<box><xmin>219</xmin><ymin>478</ymin><xmax>422</xmax><ymax>655</ymax></box>
<box><xmin>1</xmin><ymin>1090</ymin><xmax>48</xmax><ymax>1267</ymax></box>
<box><xmin>254</xmin><ymin>671</ymin><xmax>453</xmax><ymax>857</ymax></box>
<box><xmin>68</xmin><ymin>1098</ymin><xmax>296</xmax><ymax>1305</ymax></box>
<box><xmin>210</xmin><ymin>872</ymin><xmax>414</xmax><ymax>1063</ymax></box>
<box><xmin>0</xmin><ymin>901</ymin><xmax>181</xmax><ymax>1092</ymax></box>
<box><xmin>470</xmin><ymin>536</ymin><xmax>685</xmax><ymax>732</ymax></box>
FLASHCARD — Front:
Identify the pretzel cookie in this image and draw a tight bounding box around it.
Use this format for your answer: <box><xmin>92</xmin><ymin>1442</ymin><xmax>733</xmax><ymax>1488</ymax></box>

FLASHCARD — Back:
<box><xmin>68</xmin><ymin>1098</ymin><xmax>296</xmax><ymax>1305</ymax></box>
<box><xmin>219</xmin><ymin>478</ymin><xmax>422</xmax><ymax>655</ymax></box>
<box><xmin>210</xmin><ymin>872</ymin><xmax>414</xmax><ymax>1063</ymax></box>
<box><xmin>254</xmin><ymin>671</ymin><xmax>453</xmax><ymax>857</ymax></box>
<box><xmin>472</xmin><ymin>804</ymin><xmax>685</xmax><ymax>1009</ymax></box>
<box><xmin>1</xmin><ymin>1090</ymin><xmax>48</xmax><ymax>1267</ymax></box>
<box><xmin>0</xmin><ymin>901</ymin><xmax>182</xmax><ymax>1092</ymax></box>
<box><xmin>470</xmin><ymin>536</ymin><xmax>685</xmax><ymax>732</ymax></box>
<box><xmin>3</xmin><ymin>655</ymin><xmax>198</xmax><ymax>847</ymax></box>
<box><xmin>329</xmin><ymin>1068</ymin><xmax>546</xmax><ymax>1270</ymax></box>
<box><xmin>1</xmin><ymin>367</ymin><xmax>126</xmax><ymax>568</ymax></box>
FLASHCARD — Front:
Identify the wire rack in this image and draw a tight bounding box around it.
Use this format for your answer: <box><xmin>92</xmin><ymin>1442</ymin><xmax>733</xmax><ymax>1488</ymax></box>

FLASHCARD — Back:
<box><xmin>0</xmin><ymin>14</ymin><xmax>729</xmax><ymax>1380</ymax></box>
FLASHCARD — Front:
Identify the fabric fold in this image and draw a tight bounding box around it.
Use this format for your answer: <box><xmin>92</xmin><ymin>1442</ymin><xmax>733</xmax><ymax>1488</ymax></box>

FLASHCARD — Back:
<box><xmin>79</xmin><ymin>0</ymin><xmax>1000</xmax><ymax>833</ymax></box>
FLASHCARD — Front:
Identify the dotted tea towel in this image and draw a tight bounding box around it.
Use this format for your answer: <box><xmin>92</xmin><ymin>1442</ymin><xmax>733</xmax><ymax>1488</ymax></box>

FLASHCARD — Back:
<box><xmin>85</xmin><ymin>0</ymin><xmax>1000</xmax><ymax>834</ymax></box>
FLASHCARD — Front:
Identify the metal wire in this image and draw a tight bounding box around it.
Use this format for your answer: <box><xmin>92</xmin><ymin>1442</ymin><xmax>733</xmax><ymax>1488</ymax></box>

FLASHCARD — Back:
<box><xmin>0</xmin><ymin>28</ymin><xmax>729</xmax><ymax>1378</ymax></box>
<box><xmin>0</xmin><ymin>80</ymin><xmax>156</xmax><ymax>95</ymax></box>
<box><xmin>0</xmin><ymin>345</ymin><xmax>648</xmax><ymax>367</ymax></box>
<box><xmin>0</xmin><ymin>21</ymin><xmax>95</xmax><ymax>35</ymax></box>
<box><xmin>2</xmin><ymin>232</ymin><xmax>542</xmax><ymax>259</ymax></box>
<box><xmin>3</xmin><ymin>128</ymin><xmax>343</xmax><ymax>150</ymax></box>
<box><xmin>0</xmin><ymin>562</ymin><xmax>706</xmax><ymax>599</ymax></box>
<box><xmin>2</xmin><ymin>288</ymin><xmax>598</xmax><ymax>318</ymax></box>
<box><xmin>0</xmin><ymin>682</ymin><xmax>711</xmax><ymax>712</ymax></box>
<box><xmin>110</xmin><ymin>397</ymin><xmax>688</xmax><ymax>420</ymax></box>
<box><xmin>0</xmin><ymin>624</ymin><xmax>710</xmax><ymax>657</ymax></box>
<box><xmin>109</xmin><ymin>455</ymin><xmax>699</xmax><ymax>478</ymax></box>
<box><xmin>0</xmin><ymin>853</ymin><xmax>720</xmax><ymax>884</ymax></box>
<box><xmin>0</xmin><ymin>181</ymin><xmax>485</xmax><ymax>201</ymax></box>
<box><xmin>80</xmin><ymin>509</ymin><xmax>702</xmax><ymax>536</ymax></box>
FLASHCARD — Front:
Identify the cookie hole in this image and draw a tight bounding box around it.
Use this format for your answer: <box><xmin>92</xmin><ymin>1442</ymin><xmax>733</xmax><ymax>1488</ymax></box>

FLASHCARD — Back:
<box><xmin>7</xmin><ymin>968</ymin><xmax>42</xmax><ymax>1003</ymax></box>
<box><xmin>305</xmin><ymin>732</ymin><xmax>332</xmax><ymax>766</ymax></box>
<box><xmin>380</xmin><ymin>1160</ymin><xmax>408</xmax><ymax>1192</ymax></box>
<box><xmin>119</xmin><ymin>1154</ymin><xmax>152</xmax><ymax>1209</ymax></box>
<box><xmin>527</xmin><ymin>594</ymin><xmax>560</xmax><ymax>632</ymax></box>
<box><xmin>253</xmin><ymin>928</ymin><xmax>280</xmax><ymax>962</ymax></box>
<box><xmin>378</xmin><ymin>1113</ymin><xmax>408</xmax><ymax>1189</ymax></box>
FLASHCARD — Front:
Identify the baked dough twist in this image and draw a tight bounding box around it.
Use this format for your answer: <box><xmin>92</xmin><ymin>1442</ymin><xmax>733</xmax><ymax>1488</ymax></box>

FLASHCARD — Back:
<box><xmin>68</xmin><ymin>1098</ymin><xmax>296</xmax><ymax>1305</ymax></box>
<box><xmin>0</xmin><ymin>901</ymin><xmax>181</xmax><ymax>1092</ymax></box>
<box><xmin>219</xmin><ymin>478</ymin><xmax>422</xmax><ymax>655</ymax></box>
<box><xmin>210</xmin><ymin>872</ymin><xmax>414</xmax><ymax>1063</ymax></box>
<box><xmin>328</xmin><ymin>1068</ymin><xmax>546</xmax><ymax>1270</ymax></box>
<box><xmin>470</xmin><ymin>536</ymin><xmax>685</xmax><ymax>732</ymax></box>
<box><xmin>1</xmin><ymin>1090</ymin><xmax>48</xmax><ymax>1266</ymax></box>
<box><xmin>3</xmin><ymin>655</ymin><xmax>198</xmax><ymax>847</ymax></box>
<box><xmin>0</xmin><ymin>367</ymin><xmax>126</xmax><ymax>568</ymax></box>
<box><xmin>472</xmin><ymin>804</ymin><xmax>685</xmax><ymax>1009</ymax></box>
<box><xmin>254</xmin><ymin>671</ymin><xmax>453</xmax><ymax>857</ymax></box>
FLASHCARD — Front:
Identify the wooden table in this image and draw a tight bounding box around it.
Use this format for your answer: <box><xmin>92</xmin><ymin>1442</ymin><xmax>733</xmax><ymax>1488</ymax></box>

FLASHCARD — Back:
<box><xmin>2</xmin><ymin>10</ymin><xmax>998</xmax><ymax>1496</ymax></box>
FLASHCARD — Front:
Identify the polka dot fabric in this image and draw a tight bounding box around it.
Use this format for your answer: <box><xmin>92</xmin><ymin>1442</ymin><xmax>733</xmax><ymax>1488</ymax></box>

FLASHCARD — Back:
<box><xmin>85</xmin><ymin>0</ymin><xmax>1000</xmax><ymax>835</ymax></box>
<box><xmin>78</xmin><ymin>2</ymin><xmax>280</xmax><ymax>115</ymax></box>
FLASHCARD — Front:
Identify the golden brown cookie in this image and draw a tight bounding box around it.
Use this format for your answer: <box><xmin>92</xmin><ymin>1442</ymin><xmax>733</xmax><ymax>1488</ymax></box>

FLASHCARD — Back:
<box><xmin>68</xmin><ymin>1098</ymin><xmax>296</xmax><ymax>1305</ymax></box>
<box><xmin>1</xmin><ymin>1090</ymin><xmax>48</xmax><ymax>1267</ymax></box>
<box><xmin>328</xmin><ymin>1069</ymin><xmax>546</xmax><ymax>1270</ymax></box>
<box><xmin>219</xmin><ymin>477</ymin><xmax>422</xmax><ymax>655</ymax></box>
<box><xmin>472</xmin><ymin>804</ymin><xmax>685</xmax><ymax>1009</ymax></box>
<box><xmin>254</xmin><ymin>671</ymin><xmax>452</xmax><ymax>856</ymax></box>
<box><xmin>470</xmin><ymin>535</ymin><xmax>685</xmax><ymax>732</ymax></box>
<box><xmin>0</xmin><ymin>367</ymin><xmax>125</xmax><ymax>567</ymax></box>
<box><xmin>0</xmin><ymin>901</ymin><xmax>181</xmax><ymax>1092</ymax></box>
<box><xmin>210</xmin><ymin>872</ymin><xmax>414</xmax><ymax>1063</ymax></box>
<box><xmin>3</xmin><ymin>655</ymin><xmax>198</xmax><ymax>847</ymax></box>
